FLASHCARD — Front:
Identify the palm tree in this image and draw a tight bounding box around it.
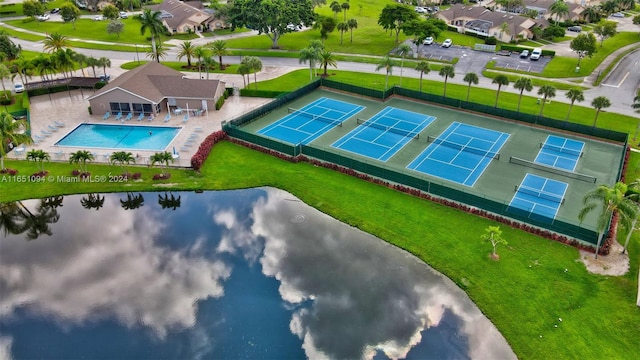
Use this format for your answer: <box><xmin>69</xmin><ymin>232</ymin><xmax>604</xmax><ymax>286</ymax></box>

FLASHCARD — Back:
<box><xmin>341</xmin><ymin>1</ymin><xmax>350</xmax><ymax>21</ymax></box>
<box><xmin>591</xmin><ymin>96</ymin><xmax>611</xmax><ymax>127</ymax></box>
<box><xmin>375</xmin><ymin>56</ymin><xmax>394</xmax><ymax>91</ymax></box>
<box><xmin>347</xmin><ymin>18</ymin><xmax>358</xmax><ymax>44</ymax></box>
<box><xmin>26</xmin><ymin>149</ymin><xmax>50</xmax><ymax>173</ymax></box>
<box><xmin>98</xmin><ymin>57</ymin><xmax>111</xmax><ymax>77</ymax></box>
<box><xmin>492</xmin><ymin>75</ymin><xmax>509</xmax><ymax>107</ymax></box>
<box><xmin>177</xmin><ymin>41</ymin><xmax>195</xmax><ymax>68</ymax></box>
<box><xmin>513</xmin><ymin>77</ymin><xmax>533</xmax><ymax>112</ymax></box>
<box><xmin>81</xmin><ymin>193</ymin><xmax>105</xmax><ymax>211</ymax></box>
<box><xmin>150</xmin><ymin>151</ymin><xmax>173</xmax><ymax>177</ymax></box>
<box><xmin>85</xmin><ymin>56</ymin><xmax>99</xmax><ymax>77</ymax></box>
<box><xmin>31</xmin><ymin>55</ymin><xmax>55</xmax><ymax>81</ymax></box>
<box><xmin>110</xmin><ymin>151</ymin><xmax>136</xmax><ymax>174</ymax></box>
<box><xmin>158</xmin><ymin>192</ymin><xmax>181</xmax><ymax>210</ymax></box>
<box><xmin>330</xmin><ymin>1</ymin><xmax>341</xmax><ymax>19</ymax></box>
<box><xmin>633</xmin><ymin>94</ymin><xmax>640</xmax><ymax>113</ymax></box>
<box><xmin>69</xmin><ymin>150</ymin><xmax>94</xmax><ymax>174</ymax></box>
<box><xmin>622</xmin><ymin>178</ymin><xmax>640</xmax><ymax>254</ymax></box>
<box><xmin>243</xmin><ymin>56</ymin><xmax>263</xmax><ymax>89</ymax></box>
<box><xmin>0</xmin><ymin>202</ymin><xmax>27</xmax><ymax>236</ymax></box>
<box><xmin>209</xmin><ymin>40</ymin><xmax>231</xmax><ymax>69</ymax></box>
<box><xmin>146</xmin><ymin>41</ymin><xmax>168</xmax><ymax>63</ymax></box>
<box><xmin>579</xmin><ymin>182</ymin><xmax>639</xmax><ymax>258</ymax></box>
<box><xmin>299</xmin><ymin>46</ymin><xmax>321</xmax><ymax>81</ymax></box>
<box><xmin>42</xmin><ymin>33</ymin><xmax>70</xmax><ymax>53</ymax></box>
<box><xmin>237</xmin><ymin>63</ymin><xmax>251</xmax><ymax>87</ymax></box>
<box><xmin>415</xmin><ymin>61</ymin><xmax>430</xmax><ymax>93</ymax></box>
<box><xmin>121</xmin><ymin>192</ymin><xmax>145</xmax><ymax>210</ymax></box>
<box><xmin>20</xmin><ymin>198</ymin><xmax>60</xmax><ymax>240</ymax></box>
<box><xmin>122</xmin><ymin>0</ymin><xmax>140</xmax><ymax>12</ymax></box>
<box><xmin>582</xmin><ymin>6</ymin><xmax>601</xmax><ymax>23</ymax></box>
<box><xmin>318</xmin><ymin>50</ymin><xmax>337</xmax><ymax>77</ymax></box>
<box><xmin>139</xmin><ymin>9</ymin><xmax>165</xmax><ymax>63</ymax></box>
<box><xmin>463</xmin><ymin>72</ymin><xmax>479</xmax><ymax>101</ymax></box>
<box><xmin>537</xmin><ymin>85</ymin><xmax>556</xmax><ymax>117</ymax></box>
<box><xmin>53</xmin><ymin>49</ymin><xmax>75</xmax><ymax>78</ymax></box>
<box><xmin>565</xmin><ymin>89</ymin><xmax>585</xmax><ymax>121</ymax></box>
<box><xmin>337</xmin><ymin>22</ymin><xmax>348</xmax><ymax>45</ymax></box>
<box><xmin>396</xmin><ymin>43</ymin><xmax>412</xmax><ymax>88</ymax></box>
<box><xmin>439</xmin><ymin>65</ymin><xmax>455</xmax><ymax>98</ymax></box>
<box><xmin>193</xmin><ymin>46</ymin><xmax>210</xmax><ymax>79</ymax></box>
<box><xmin>0</xmin><ymin>112</ymin><xmax>32</xmax><ymax>170</ymax></box>
<box><xmin>71</xmin><ymin>52</ymin><xmax>87</xmax><ymax>77</ymax></box>
<box><xmin>10</xmin><ymin>57</ymin><xmax>33</xmax><ymax>85</ymax></box>
<box><xmin>549</xmin><ymin>1</ymin><xmax>570</xmax><ymax>22</ymax></box>
<box><xmin>499</xmin><ymin>22</ymin><xmax>511</xmax><ymax>41</ymax></box>
<box><xmin>0</xmin><ymin>64</ymin><xmax>11</xmax><ymax>100</ymax></box>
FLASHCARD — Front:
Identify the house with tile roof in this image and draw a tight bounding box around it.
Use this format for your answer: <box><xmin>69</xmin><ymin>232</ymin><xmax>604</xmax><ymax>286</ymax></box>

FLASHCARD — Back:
<box><xmin>146</xmin><ymin>0</ymin><xmax>228</xmax><ymax>34</ymax></box>
<box><xmin>522</xmin><ymin>0</ymin><xmax>585</xmax><ymax>22</ymax></box>
<box><xmin>436</xmin><ymin>4</ymin><xmax>546</xmax><ymax>42</ymax></box>
<box><xmin>87</xmin><ymin>62</ymin><xmax>226</xmax><ymax>116</ymax></box>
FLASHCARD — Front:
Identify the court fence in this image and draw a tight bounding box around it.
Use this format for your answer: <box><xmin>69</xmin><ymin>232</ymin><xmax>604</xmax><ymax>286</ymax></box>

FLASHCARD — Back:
<box><xmin>221</xmin><ymin>79</ymin><xmax>631</xmax><ymax>245</ymax></box>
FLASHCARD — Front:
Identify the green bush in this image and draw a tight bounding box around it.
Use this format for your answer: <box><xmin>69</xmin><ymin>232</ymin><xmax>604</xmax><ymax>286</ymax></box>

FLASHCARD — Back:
<box><xmin>240</xmin><ymin>89</ymin><xmax>288</xmax><ymax>98</ymax></box>
<box><xmin>499</xmin><ymin>44</ymin><xmax>556</xmax><ymax>57</ymax></box>
<box><xmin>485</xmin><ymin>36</ymin><xmax>497</xmax><ymax>45</ymax></box>
<box><xmin>215</xmin><ymin>95</ymin><xmax>225</xmax><ymax>110</ymax></box>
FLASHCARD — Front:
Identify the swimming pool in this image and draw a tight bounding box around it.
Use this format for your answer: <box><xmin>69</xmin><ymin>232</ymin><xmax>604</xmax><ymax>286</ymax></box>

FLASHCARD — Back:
<box><xmin>55</xmin><ymin>124</ymin><xmax>181</xmax><ymax>151</ymax></box>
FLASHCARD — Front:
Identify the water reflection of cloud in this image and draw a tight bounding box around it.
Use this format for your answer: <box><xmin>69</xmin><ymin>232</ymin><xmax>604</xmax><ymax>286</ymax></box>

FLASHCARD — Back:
<box><xmin>0</xmin><ymin>336</ymin><xmax>12</xmax><ymax>360</ymax></box>
<box><xmin>249</xmin><ymin>189</ymin><xmax>515</xmax><ymax>360</ymax></box>
<box><xmin>0</xmin><ymin>196</ymin><xmax>230</xmax><ymax>337</ymax></box>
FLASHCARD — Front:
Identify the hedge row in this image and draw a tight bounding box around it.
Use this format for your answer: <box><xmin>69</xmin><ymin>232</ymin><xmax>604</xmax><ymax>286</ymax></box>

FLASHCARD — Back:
<box><xmin>500</xmin><ymin>44</ymin><xmax>556</xmax><ymax>57</ymax></box>
<box><xmin>240</xmin><ymin>88</ymin><xmax>288</xmax><ymax>98</ymax></box>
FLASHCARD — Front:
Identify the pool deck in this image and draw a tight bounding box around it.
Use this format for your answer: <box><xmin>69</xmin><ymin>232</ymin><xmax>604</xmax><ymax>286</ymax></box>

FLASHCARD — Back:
<box><xmin>13</xmin><ymin>78</ymin><xmax>272</xmax><ymax>167</ymax></box>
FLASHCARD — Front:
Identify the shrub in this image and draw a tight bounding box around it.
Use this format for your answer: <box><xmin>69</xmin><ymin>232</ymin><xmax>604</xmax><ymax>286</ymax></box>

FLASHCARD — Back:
<box><xmin>485</xmin><ymin>36</ymin><xmax>497</xmax><ymax>45</ymax></box>
<box><xmin>240</xmin><ymin>89</ymin><xmax>288</xmax><ymax>98</ymax></box>
<box><xmin>215</xmin><ymin>95</ymin><xmax>225</xmax><ymax>110</ymax></box>
<box><xmin>190</xmin><ymin>130</ymin><xmax>228</xmax><ymax>171</ymax></box>
<box><xmin>0</xmin><ymin>168</ymin><xmax>18</xmax><ymax>175</ymax></box>
<box><xmin>153</xmin><ymin>173</ymin><xmax>171</xmax><ymax>180</ymax></box>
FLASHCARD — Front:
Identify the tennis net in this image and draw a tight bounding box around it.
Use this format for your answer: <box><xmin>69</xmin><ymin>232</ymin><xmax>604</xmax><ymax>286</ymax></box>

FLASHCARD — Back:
<box><xmin>508</xmin><ymin>156</ymin><xmax>596</xmax><ymax>183</ymax></box>
<box><xmin>540</xmin><ymin>142</ymin><xmax>582</xmax><ymax>157</ymax></box>
<box><xmin>427</xmin><ymin>136</ymin><xmax>500</xmax><ymax>160</ymax></box>
<box><xmin>516</xmin><ymin>185</ymin><xmax>565</xmax><ymax>204</ymax></box>
<box><xmin>288</xmin><ymin>107</ymin><xmax>343</xmax><ymax>127</ymax></box>
<box><xmin>356</xmin><ymin>118</ymin><xmax>419</xmax><ymax>139</ymax></box>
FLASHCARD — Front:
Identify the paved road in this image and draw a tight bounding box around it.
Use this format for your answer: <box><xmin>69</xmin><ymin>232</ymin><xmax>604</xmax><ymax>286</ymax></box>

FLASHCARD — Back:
<box><xmin>601</xmin><ymin>48</ymin><xmax>640</xmax><ymax>111</ymax></box>
<box><xmin>8</xmin><ymin>33</ymin><xmax>640</xmax><ymax>118</ymax></box>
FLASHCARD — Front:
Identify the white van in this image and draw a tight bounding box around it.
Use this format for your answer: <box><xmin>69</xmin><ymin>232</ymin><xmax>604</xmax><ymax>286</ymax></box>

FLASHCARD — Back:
<box><xmin>530</xmin><ymin>48</ymin><xmax>542</xmax><ymax>61</ymax></box>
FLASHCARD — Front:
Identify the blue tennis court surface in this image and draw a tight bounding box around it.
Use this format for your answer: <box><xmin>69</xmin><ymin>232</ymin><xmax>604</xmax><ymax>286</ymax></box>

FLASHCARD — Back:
<box><xmin>258</xmin><ymin>97</ymin><xmax>364</xmax><ymax>145</ymax></box>
<box><xmin>508</xmin><ymin>173</ymin><xmax>568</xmax><ymax>221</ymax></box>
<box><xmin>535</xmin><ymin>135</ymin><xmax>584</xmax><ymax>172</ymax></box>
<box><xmin>331</xmin><ymin>107</ymin><xmax>436</xmax><ymax>161</ymax></box>
<box><xmin>407</xmin><ymin>122</ymin><xmax>509</xmax><ymax>186</ymax></box>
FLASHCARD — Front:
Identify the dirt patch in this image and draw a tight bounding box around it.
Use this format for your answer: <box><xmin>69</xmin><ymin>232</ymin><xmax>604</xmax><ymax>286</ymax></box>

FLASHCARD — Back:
<box><xmin>578</xmin><ymin>241</ymin><xmax>629</xmax><ymax>276</ymax></box>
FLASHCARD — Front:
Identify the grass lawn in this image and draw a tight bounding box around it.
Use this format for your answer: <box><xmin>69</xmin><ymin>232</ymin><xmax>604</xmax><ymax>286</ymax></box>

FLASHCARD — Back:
<box><xmin>542</xmin><ymin>32</ymin><xmax>640</xmax><ymax>78</ymax></box>
<box><xmin>122</xmin><ymin>60</ymin><xmax>240</xmax><ymax>74</ymax></box>
<box><xmin>254</xmin><ymin>69</ymin><xmax>640</xmax><ymax>140</ymax></box>
<box><xmin>1</xmin><ymin>142</ymin><xmax>638</xmax><ymax>360</ymax></box>
<box><xmin>223</xmin><ymin>0</ymin><xmax>484</xmax><ymax>55</ymax></box>
<box><xmin>483</xmin><ymin>69</ymin><xmax>589</xmax><ymax>91</ymax></box>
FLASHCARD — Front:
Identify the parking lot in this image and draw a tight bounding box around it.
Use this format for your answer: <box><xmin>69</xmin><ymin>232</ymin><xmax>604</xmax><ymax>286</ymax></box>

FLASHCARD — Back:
<box><xmin>404</xmin><ymin>40</ymin><xmax>551</xmax><ymax>74</ymax></box>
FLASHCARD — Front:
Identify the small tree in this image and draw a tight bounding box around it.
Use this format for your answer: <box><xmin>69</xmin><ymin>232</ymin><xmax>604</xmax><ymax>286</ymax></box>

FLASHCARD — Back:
<box><xmin>593</xmin><ymin>20</ymin><xmax>617</xmax><ymax>47</ymax></box>
<box><xmin>150</xmin><ymin>151</ymin><xmax>173</xmax><ymax>178</ymax></box>
<box><xmin>513</xmin><ymin>77</ymin><xmax>533</xmax><ymax>113</ymax></box>
<box><xmin>347</xmin><ymin>18</ymin><xmax>358</xmax><ymax>44</ymax></box>
<box><xmin>375</xmin><ymin>56</ymin><xmax>394</xmax><ymax>90</ymax></box>
<box><xmin>110</xmin><ymin>151</ymin><xmax>135</xmax><ymax>174</ymax></box>
<box><xmin>209</xmin><ymin>40</ymin><xmax>231</xmax><ymax>69</ymax></box>
<box><xmin>26</xmin><ymin>149</ymin><xmax>50</xmax><ymax>173</ymax></box>
<box><xmin>492</xmin><ymin>75</ymin><xmax>509</xmax><ymax>108</ymax></box>
<box><xmin>591</xmin><ymin>96</ymin><xmax>611</xmax><ymax>127</ymax></box>
<box><xmin>337</xmin><ymin>21</ymin><xmax>348</xmax><ymax>45</ymax></box>
<box><xmin>59</xmin><ymin>3</ymin><xmax>81</xmax><ymax>30</ymax></box>
<box><xmin>102</xmin><ymin>4</ymin><xmax>120</xmax><ymax>20</ymax></box>
<box><xmin>318</xmin><ymin>50</ymin><xmax>337</xmax><ymax>77</ymax></box>
<box><xmin>570</xmin><ymin>33</ymin><xmax>597</xmax><ymax>67</ymax></box>
<box><xmin>565</xmin><ymin>88</ymin><xmax>585</xmax><ymax>121</ymax></box>
<box><xmin>22</xmin><ymin>0</ymin><xmax>45</xmax><ymax>20</ymax></box>
<box><xmin>481</xmin><ymin>226</ymin><xmax>507</xmax><ymax>260</ymax></box>
<box><xmin>107</xmin><ymin>20</ymin><xmax>124</xmax><ymax>38</ymax></box>
<box><xmin>69</xmin><ymin>150</ymin><xmax>94</xmax><ymax>174</ymax></box>
<box><xmin>463</xmin><ymin>72</ymin><xmax>478</xmax><ymax>101</ymax></box>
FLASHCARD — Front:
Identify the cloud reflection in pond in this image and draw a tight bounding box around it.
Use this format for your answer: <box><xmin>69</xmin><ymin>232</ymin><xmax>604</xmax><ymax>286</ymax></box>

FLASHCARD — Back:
<box><xmin>244</xmin><ymin>188</ymin><xmax>516</xmax><ymax>360</ymax></box>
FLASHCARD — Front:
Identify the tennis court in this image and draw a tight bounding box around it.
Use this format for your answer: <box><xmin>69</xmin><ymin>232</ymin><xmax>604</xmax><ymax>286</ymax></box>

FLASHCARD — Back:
<box><xmin>535</xmin><ymin>135</ymin><xmax>584</xmax><ymax>172</ymax></box>
<box><xmin>407</xmin><ymin>122</ymin><xmax>510</xmax><ymax>186</ymax></box>
<box><xmin>257</xmin><ymin>97</ymin><xmax>364</xmax><ymax>145</ymax></box>
<box><xmin>508</xmin><ymin>173</ymin><xmax>568</xmax><ymax>221</ymax></box>
<box><xmin>331</xmin><ymin>107</ymin><xmax>436</xmax><ymax>161</ymax></box>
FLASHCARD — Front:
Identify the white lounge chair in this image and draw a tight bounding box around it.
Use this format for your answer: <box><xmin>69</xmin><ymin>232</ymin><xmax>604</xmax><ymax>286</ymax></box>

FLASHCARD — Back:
<box><xmin>194</xmin><ymin>127</ymin><xmax>203</xmax><ymax>133</ymax></box>
<box><xmin>137</xmin><ymin>113</ymin><xmax>145</xmax><ymax>121</ymax></box>
<box><xmin>114</xmin><ymin>112</ymin><xmax>122</xmax><ymax>121</ymax></box>
<box><xmin>54</xmin><ymin>121</ymin><xmax>66</xmax><ymax>127</ymax></box>
<box><xmin>103</xmin><ymin>112</ymin><xmax>111</xmax><ymax>120</ymax></box>
<box><xmin>125</xmin><ymin>112</ymin><xmax>133</xmax><ymax>121</ymax></box>
<box><xmin>48</xmin><ymin>125</ymin><xmax>58</xmax><ymax>132</ymax></box>
<box><xmin>164</xmin><ymin>114</ymin><xmax>171</xmax><ymax>122</ymax></box>
<box><xmin>147</xmin><ymin>114</ymin><xmax>155</xmax><ymax>122</ymax></box>
<box><xmin>183</xmin><ymin>114</ymin><xmax>189</xmax><ymax>123</ymax></box>
<box><xmin>41</xmin><ymin>130</ymin><xmax>52</xmax><ymax>137</ymax></box>
<box><xmin>14</xmin><ymin>146</ymin><xmax>25</xmax><ymax>157</ymax></box>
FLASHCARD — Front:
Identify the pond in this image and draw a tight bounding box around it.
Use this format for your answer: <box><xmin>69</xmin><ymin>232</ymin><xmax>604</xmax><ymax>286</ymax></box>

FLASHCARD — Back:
<box><xmin>0</xmin><ymin>189</ymin><xmax>515</xmax><ymax>359</ymax></box>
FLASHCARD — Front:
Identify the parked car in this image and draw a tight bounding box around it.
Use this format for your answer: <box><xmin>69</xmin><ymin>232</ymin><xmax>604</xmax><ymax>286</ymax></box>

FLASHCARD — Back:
<box><xmin>94</xmin><ymin>15</ymin><xmax>104</xmax><ymax>21</ymax></box>
<box><xmin>568</xmin><ymin>26</ymin><xmax>582</xmax><ymax>32</ymax></box>
<box><xmin>422</xmin><ymin>36</ymin><xmax>434</xmax><ymax>45</ymax></box>
<box><xmin>36</xmin><ymin>14</ymin><xmax>50</xmax><ymax>21</ymax></box>
<box><xmin>414</xmin><ymin>7</ymin><xmax>427</xmax><ymax>13</ymax></box>
<box><xmin>441</xmin><ymin>39</ymin><xmax>453</xmax><ymax>48</ymax></box>
<box><xmin>611</xmin><ymin>12</ymin><xmax>624</xmax><ymax>18</ymax></box>
<box><xmin>530</xmin><ymin>48</ymin><xmax>542</xmax><ymax>61</ymax></box>
<box><xmin>99</xmin><ymin>74</ymin><xmax>111</xmax><ymax>82</ymax></box>
<box><xmin>119</xmin><ymin>12</ymin><xmax>128</xmax><ymax>19</ymax></box>
<box><xmin>14</xmin><ymin>83</ymin><xmax>25</xmax><ymax>93</ymax></box>
<box><xmin>286</xmin><ymin>23</ymin><xmax>301</xmax><ymax>31</ymax></box>
<box><xmin>520</xmin><ymin>50</ymin><xmax>530</xmax><ymax>58</ymax></box>
<box><xmin>50</xmin><ymin>8</ymin><xmax>60</xmax><ymax>14</ymax></box>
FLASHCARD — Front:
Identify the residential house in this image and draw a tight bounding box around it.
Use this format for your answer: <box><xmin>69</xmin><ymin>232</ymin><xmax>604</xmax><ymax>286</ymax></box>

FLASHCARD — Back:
<box><xmin>146</xmin><ymin>0</ymin><xmax>228</xmax><ymax>34</ymax></box>
<box><xmin>436</xmin><ymin>4</ymin><xmax>546</xmax><ymax>42</ymax></box>
<box><xmin>522</xmin><ymin>0</ymin><xmax>585</xmax><ymax>22</ymax></box>
<box><xmin>87</xmin><ymin>62</ymin><xmax>226</xmax><ymax>117</ymax></box>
